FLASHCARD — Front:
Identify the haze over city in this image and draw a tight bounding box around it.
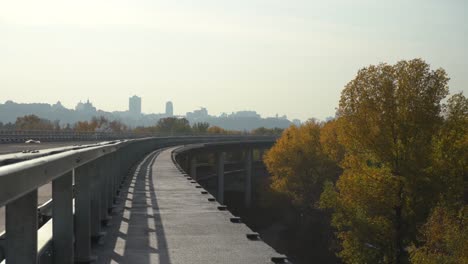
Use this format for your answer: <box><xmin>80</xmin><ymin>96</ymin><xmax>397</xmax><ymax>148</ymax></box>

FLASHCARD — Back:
<box><xmin>1</xmin><ymin>0</ymin><xmax>467</xmax><ymax>121</ymax></box>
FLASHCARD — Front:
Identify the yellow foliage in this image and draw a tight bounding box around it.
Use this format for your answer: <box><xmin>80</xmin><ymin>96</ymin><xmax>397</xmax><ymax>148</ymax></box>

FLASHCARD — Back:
<box><xmin>264</xmin><ymin>121</ymin><xmax>339</xmax><ymax>209</ymax></box>
<box><xmin>207</xmin><ymin>126</ymin><xmax>227</xmax><ymax>134</ymax></box>
<box><xmin>410</xmin><ymin>206</ymin><xmax>467</xmax><ymax>264</ymax></box>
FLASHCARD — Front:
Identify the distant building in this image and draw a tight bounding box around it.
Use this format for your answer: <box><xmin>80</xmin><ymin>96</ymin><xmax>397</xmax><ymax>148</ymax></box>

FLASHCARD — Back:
<box><xmin>165</xmin><ymin>101</ymin><xmax>173</xmax><ymax>116</ymax></box>
<box><xmin>129</xmin><ymin>95</ymin><xmax>142</xmax><ymax>115</ymax></box>
<box><xmin>186</xmin><ymin>107</ymin><xmax>208</xmax><ymax>120</ymax></box>
<box><xmin>75</xmin><ymin>99</ymin><xmax>96</xmax><ymax>113</ymax></box>
<box><xmin>230</xmin><ymin>111</ymin><xmax>260</xmax><ymax>118</ymax></box>
<box><xmin>292</xmin><ymin>119</ymin><xmax>301</xmax><ymax>126</ymax></box>
<box><xmin>52</xmin><ymin>101</ymin><xmax>65</xmax><ymax>110</ymax></box>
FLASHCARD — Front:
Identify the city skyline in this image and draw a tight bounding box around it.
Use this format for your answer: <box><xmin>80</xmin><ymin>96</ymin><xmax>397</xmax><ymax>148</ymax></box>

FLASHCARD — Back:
<box><xmin>1</xmin><ymin>96</ymin><xmax>299</xmax><ymax>121</ymax></box>
<box><xmin>0</xmin><ymin>97</ymin><xmax>297</xmax><ymax>130</ymax></box>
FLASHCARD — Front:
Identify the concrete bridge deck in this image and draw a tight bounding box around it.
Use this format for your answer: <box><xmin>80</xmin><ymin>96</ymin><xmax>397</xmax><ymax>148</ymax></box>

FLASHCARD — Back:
<box><xmin>94</xmin><ymin>147</ymin><xmax>284</xmax><ymax>264</ymax></box>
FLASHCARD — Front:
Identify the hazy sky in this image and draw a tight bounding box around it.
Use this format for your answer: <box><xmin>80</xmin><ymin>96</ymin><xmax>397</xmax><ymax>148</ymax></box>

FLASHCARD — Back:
<box><xmin>1</xmin><ymin>0</ymin><xmax>467</xmax><ymax>120</ymax></box>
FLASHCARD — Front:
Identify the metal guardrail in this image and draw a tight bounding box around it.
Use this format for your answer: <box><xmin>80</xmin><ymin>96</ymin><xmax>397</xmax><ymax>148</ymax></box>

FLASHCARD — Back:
<box><xmin>0</xmin><ymin>135</ymin><xmax>274</xmax><ymax>264</ymax></box>
<box><xmin>0</xmin><ymin>130</ymin><xmax>258</xmax><ymax>144</ymax></box>
<box><xmin>0</xmin><ymin>130</ymin><xmax>142</xmax><ymax>143</ymax></box>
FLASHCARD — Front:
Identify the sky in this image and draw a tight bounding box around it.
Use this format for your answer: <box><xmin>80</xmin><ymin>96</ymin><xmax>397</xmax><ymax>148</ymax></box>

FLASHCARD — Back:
<box><xmin>0</xmin><ymin>0</ymin><xmax>467</xmax><ymax>121</ymax></box>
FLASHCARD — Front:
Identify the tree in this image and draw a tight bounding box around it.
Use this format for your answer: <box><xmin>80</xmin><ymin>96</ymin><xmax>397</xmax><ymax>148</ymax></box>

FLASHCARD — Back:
<box><xmin>108</xmin><ymin>120</ymin><xmax>127</xmax><ymax>132</ymax></box>
<box><xmin>264</xmin><ymin>121</ymin><xmax>339</xmax><ymax>210</ymax></box>
<box><xmin>320</xmin><ymin>59</ymin><xmax>450</xmax><ymax>263</ymax></box>
<box><xmin>408</xmin><ymin>93</ymin><xmax>468</xmax><ymax>264</ymax></box>
<box><xmin>429</xmin><ymin>93</ymin><xmax>467</xmax><ymax>207</ymax></box>
<box><xmin>207</xmin><ymin>126</ymin><xmax>227</xmax><ymax>134</ymax></box>
<box><xmin>320</xmin><ymin>118</ymin><xmax>345</xmax><ymax>164</ymax></box>
<box><xmin>409</xmin><ymin>206</ymin><xmax>467</xmax><ymax>264</ymax></box>
<box><xmin>192</xmin><ymin>122</ymin><xmax>210</xmax><ymax>134</ymax></box>
<box><xmin>73</xmin><ymin>121</ymin><xmax>97</xmax><ymax>132</ymax></box>
<box><xmin>15</xmin><ymin>115</ymin><xmax>55</xmax><ymax>130</ymax></box>
<box><xmin>155</xmin><ymin>117</ymin><xmax>191</xmax><ymax>134</ymax></box>
<box><xmin>252</xmin><ymin>127</ymin><xmax>284</xmax><ymax>135</ymax></box>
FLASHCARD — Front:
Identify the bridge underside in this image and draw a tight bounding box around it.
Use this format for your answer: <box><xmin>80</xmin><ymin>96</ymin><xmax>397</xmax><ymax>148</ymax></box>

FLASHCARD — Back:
<box><xmin>94</xmin><ymin>147</ymin><xmax>282</xmax><ymax>264</ymax></box>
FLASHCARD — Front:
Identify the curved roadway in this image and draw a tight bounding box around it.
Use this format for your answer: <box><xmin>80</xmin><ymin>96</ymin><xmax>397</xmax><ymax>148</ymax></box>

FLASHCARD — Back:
<box><xmin>94</xmin><ymin>147</ymin><xmax>285</xmax><ymax>263</ymax></box>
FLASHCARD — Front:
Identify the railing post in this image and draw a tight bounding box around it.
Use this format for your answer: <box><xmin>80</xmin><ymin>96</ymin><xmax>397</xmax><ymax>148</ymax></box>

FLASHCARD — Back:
<box><xmin>216</xmin><ymin>152</ymin><xmax>225</xmax><ymax>204</ymax></box>
<box><xmin>74</xmin><ymin>164</ymin><xmax>96</xmax><ymax>262</ymax></box>
<box><xmin>5</xmin><ymin>190</ymin><xmax>38</xmax><ymax>264</ymax></box>
<box><xmin>52</xmin><ymin>171</ymin><xmax>74</xmax><ymax>264</ymax></box>
<box><xmin>244</xmin><ymin>148</ymin><xmax>253</xmax><ymax>208</ymax></box>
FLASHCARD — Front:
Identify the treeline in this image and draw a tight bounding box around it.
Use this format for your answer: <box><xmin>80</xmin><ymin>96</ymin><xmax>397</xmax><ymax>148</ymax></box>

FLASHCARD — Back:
<box><xmin>264</xmin><ymin>59</ymin><xmax>467</xmax><ymax>264</ymax></box>
<box><xmin>0</xmin><ymin>115</ymin><xmax>284</xmax><ymax>136</ymax></box>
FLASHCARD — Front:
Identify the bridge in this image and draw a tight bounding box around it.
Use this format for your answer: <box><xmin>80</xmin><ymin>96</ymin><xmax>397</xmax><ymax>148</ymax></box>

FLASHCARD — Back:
<box><xmin>0</xmin><ymin>136</ymin><xmax>291</xmax><ymax>264</ymax></box>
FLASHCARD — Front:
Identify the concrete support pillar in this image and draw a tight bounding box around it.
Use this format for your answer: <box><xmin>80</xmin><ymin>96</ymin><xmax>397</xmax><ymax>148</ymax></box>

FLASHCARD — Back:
<box><xmin>258</xmin><ymin>149</ymin><xmax>265</xmax><ymax>162</ymax></box>
<box><xmin>115</xmin><ymin>150</ymin><xmax>122</xmax><ymax>198</ymax></box>
<box><xmin>106</xmin><ymin>153</ymin><xmax>116</xmax><ymax>209</ymax></box>
<box><xmin>74</xmin><ymin>163</ymin><xmax>96</xmax><ymax>263</ymax></box>
<box><xmin>5</xmin><ymin>190</ymin><xmax>38</xmax><ymax>264</ymax></box>
<box><xmin>190</xmin><ymin>155</ymin><xmax>197</xmax><ymax>180</ymax></box>
<box><xmin>216</xmin><ymin>152</ymin><xmax>225</xmax><ymax>204</ymax></box>
<box><xmin>108</xmin><ymin>152</ymin><xmax>116</xmax><ymax>208</ymax></box>
<box><xmin>52</xmin><ymin>171</ymin><xmax>74</xmax><ymax>264</ymax></box>
<box><xmin>244</xmin><ymin>148</ymin><xmax>253</xmax><ymax>208</ymax></box>
<box><xmin>185</xmin><ymin>155</ymin><xmax>190</xmax><ymax>173</ymax></box>
<box><xmin>99</xmin><ymin>156</ymin><xmax>110</xmax><ymax>223</ymax></box>
<box><xmin>90</xmin><ymin>161</ymin><xmax>103</xmax><ymax>238</ymax></box>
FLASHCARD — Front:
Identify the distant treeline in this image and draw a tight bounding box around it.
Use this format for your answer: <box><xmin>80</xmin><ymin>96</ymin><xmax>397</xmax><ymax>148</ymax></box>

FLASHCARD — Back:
<box><xmin>0</xmin><ymin>115</ymin><xmax>284</xmax><ymax>136</ymax></box>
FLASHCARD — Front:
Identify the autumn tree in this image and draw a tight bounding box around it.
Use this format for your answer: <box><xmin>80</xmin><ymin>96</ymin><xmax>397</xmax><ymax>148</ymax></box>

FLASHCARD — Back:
<box><xmin>252</xmin><ymin>127</ymin><xmax>284</xmax><ymax>136</ymax></box>
<box><xmin>408</xmin><ymin>93</ymin><xmax>468</xmax><ymax>264</ymax></box>
<box><xmin>409</xmin><ymin>206</ymin><xmax>467</xmax><ymax>264</ymax></box>
<box><xmin>15</xmin><ymin>115</ymin><xmax>55</xmax><ymax>130</ymax></box>
<box><xmin>207</xmin><ymin>126</ymin><xmax>227</xmax><ymax>134</ymax></box>
<box><xmin>320</xmin><ymin>118</ymin><xmax>345</xmax><ymax>164</ymax></box>
<box><xmin>320</xmin><ymin>59</ymin><xmax>451</xmax><ymax>263</ymax></box>
<box><xmin>429</xmin><ymin>93</ymin><xmax>467</xmax><ymax>207</ymax></box>
<box><xmin>108</xmin><ymin>120</ymin><xmax>128</xmax><ymax>132</ymax></box>
<box><xmin>192</xmin><ymin>122</ymin><xmax>210</xmax><ymax>134</ymax></box>
<box><xmin>73</xmin><ymin>116</ymin><xmax>127</xmax><ymax>132</ymax></box>
<box><xmin>73</xmin><ymin>121</ymin><xmax>97</xmax><ymax>132</ymax></box>
<box><xmin>264</xmin><ymin>121</ymin><xmax>340</xmax><ymax>210</ymax></box>
<box><xmin>155</xmin><ymin>117</ymin><xmax>191</xmax><ymax>134</ymax></box>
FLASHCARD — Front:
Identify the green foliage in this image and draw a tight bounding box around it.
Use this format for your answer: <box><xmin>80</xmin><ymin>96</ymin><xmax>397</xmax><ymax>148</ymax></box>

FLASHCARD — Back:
<box><xmin>430</xmin><ymin>93</ymin><xmax>468</xmax><ymax>207</ymax></box>
<box><xmin>251</xmin><ymin>127</ymin><xmax>284</xmax><ymax>135</ymax></box>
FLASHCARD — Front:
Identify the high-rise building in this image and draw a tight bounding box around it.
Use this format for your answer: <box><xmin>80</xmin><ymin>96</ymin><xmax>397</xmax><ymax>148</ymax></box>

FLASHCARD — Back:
<box><xmin>165</xmin><ymin>101</ymin><xmax>173</xmax><ymax>116</ymax></box>
<box><xmin>129</xmin><ymin>95</ymin><xmax>142</xmax><ymax>115</ymax></box>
